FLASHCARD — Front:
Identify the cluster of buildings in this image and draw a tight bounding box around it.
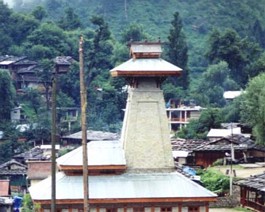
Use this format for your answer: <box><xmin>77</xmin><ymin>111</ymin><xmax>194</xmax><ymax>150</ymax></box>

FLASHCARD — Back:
<box><xmin>0</xmin><ymin>42</ymin><xmax>262</xmax><ymax>211</ymax></box>
<box><xmin>0</xmin><ymin>55</ymin><xmax>73</xmax><ymax>91</ymax></box>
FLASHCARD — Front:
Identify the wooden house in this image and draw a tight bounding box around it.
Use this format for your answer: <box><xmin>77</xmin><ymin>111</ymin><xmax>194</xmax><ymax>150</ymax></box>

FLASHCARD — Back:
<box><xmin>0</xmin><ymin>160</ymin><xmax>27</xmax><ymax>194</ymax></box>
<box><xmin>235</xmin><ymin>173</ymin><xmax>265</xmax><ymax>211</ymax></box>
<box><xmin>0</xmin><ymin>55</ymin><xmax>73</xmax><ymax>91</ymax></box>
<box><xmin>193</xmin><ymin>135</ymin><xmax>265</xmax><ymax>168</ymax></box>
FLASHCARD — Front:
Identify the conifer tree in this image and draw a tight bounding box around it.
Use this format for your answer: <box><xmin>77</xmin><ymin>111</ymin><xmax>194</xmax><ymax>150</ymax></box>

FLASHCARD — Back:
<box><xmin>166</xmin><ymin>12</ymin><xmax>189</xmax><ymax>89</ymax></box>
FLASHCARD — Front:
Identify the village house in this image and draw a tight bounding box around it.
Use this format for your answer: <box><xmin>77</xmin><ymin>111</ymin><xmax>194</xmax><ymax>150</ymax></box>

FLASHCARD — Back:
<box><xmin>0</xmin><ymin>179</ymin><xmax>13</xmax><ymax>212</ymax></box>
<box><xmin>235</xmin><ymin>172</ymin><xmax>265</xmax><ymax>211</ymax></box>
<box><xmin>166</xmin><ymin>99</ymin><xmax>204</xmax><ymax>131</ymax></box>
<box><xmin>0</xmin><ymin>159</ymin><xmax>27</xmax><ymax>194</ymax></box>
<box><xmin>172</xmin><ymin>135</ymin><xmax>265</xmax><ymax>168</ymax></box>
<box><xmin>29</xmin><ymin>41</ymin><xmax>217</xmax><ymax>212</ymax></box>
<box><xmin>0</xmin><ymin>55</ymin><xmax>74</xmax><ymax>91</ymax></box>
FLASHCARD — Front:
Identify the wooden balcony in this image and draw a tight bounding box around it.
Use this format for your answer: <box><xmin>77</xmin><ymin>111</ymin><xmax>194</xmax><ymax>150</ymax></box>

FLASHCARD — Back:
<box><xmin>242</xmin><ymin>198</ymin><xmax>265</xmax><ymax>211</ymax></box>
<box><xmin>169</xmin><ymin>118</ymin><xmax>189</xmax><ymax>122</ymax></box>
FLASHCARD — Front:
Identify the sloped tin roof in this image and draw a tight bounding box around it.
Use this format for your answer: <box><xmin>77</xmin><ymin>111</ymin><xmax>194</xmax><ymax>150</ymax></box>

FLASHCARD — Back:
<box><xmin>29</xmin><ymin>171</ymin><xmax>216</xmax><ymax>200</ymax></box>
<box><xmin>57</xmin><ymin>140</ymin><xmax>126</xmax><ymax>166</ymax></box>
<box><xmin>110</xmin><ymin>58</ymin><xmax>182</xmax><ymax>77</ymax></box>
<box><xmin>130</xmin><ymin>43</ymin><xmax>162</xmax><ymax>54</ymax></box>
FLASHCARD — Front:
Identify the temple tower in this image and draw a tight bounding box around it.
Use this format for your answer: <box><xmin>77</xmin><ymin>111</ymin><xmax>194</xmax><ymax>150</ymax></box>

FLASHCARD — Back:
<box><xmin>110</xmin><ymin>42</ymin><xmax>182</xmax><ymax>171</ymax></box>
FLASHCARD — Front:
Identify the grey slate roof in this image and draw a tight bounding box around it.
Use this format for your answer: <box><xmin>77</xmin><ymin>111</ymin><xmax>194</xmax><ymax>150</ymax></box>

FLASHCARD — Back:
<box><xmin>53</xmin><ymin>56</ymin><xmax>73</xmax><ymax>65</ymax></box>
<box><xmin>236</xmin><ymin>173</ymin><xmax>265</xmax><ymax>192</ymax></box>
<box><xmin>29</xmin><ymin>171</ymin><xmax>216</xmax><ymax>200</ymax></box>
<box><xmin>13</xmin><ymin>147</ymin><xmax>44</xmax><ymax>161</ymax></box>
<box><xmin>57</xmin><ymin>140</ymin><xmax>126</xmax><ymax>166</ymax></box>
<box><xmin>62</xmin><ymin>130</ymin><xmax>120</xmax><ymax>141</ymax></box>
<box><xmin>172</xmin><ymin>135</ymin><xmax>265</xmax><ymax>153</ymax></box>
<box><xmin>0</xmin><ymin>159</ymin><xmax>27</xmax><ymax>169</ymax></box>
<box><xmin>0</xmin><ymin>159</ymin><xmax>27</xmax><ymax>175</ymax></box>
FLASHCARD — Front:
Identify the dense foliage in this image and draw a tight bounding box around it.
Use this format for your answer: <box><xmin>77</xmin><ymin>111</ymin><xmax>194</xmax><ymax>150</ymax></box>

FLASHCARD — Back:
<box><xmin>0</xmin><ymin>0</ymin><xmax>265</xmax><ymax>144</ymax></box>
<box><xmin>199</xmin><ymin>168</ymin><xmax>229</xmax><ymax>195</ymax></box>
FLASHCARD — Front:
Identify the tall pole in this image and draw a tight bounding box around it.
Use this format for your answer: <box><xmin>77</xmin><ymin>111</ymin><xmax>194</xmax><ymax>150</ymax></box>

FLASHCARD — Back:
<box><xmin>51</xmin><ymin>64</ymin><xmax>58</xmax><ymax>211</ymax></box>
<box><xmin>79</xmin><ymin>35</ymin><xmax>89</xmax><ymax>211</ymax></box>
<box><xmin>229</xmin><ymin>123</ymin><xmax>233</xmax><ymax>196</ymax></box>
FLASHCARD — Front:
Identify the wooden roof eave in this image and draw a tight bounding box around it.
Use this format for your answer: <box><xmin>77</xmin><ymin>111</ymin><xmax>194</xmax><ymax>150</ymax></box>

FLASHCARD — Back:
<box><xmin>58</xmin><ymin>164</ymin><xmax>126</xmax><ymax>172</ymax></box>
<box><xmin>111</xmin><ymin>70</ymin><xmax>182</xmax><ymax>77</ymax></box>
<box><xmin>33</xmin><ymin>196</ymin><xmax>217</xmax><ymax>206</ymax></box>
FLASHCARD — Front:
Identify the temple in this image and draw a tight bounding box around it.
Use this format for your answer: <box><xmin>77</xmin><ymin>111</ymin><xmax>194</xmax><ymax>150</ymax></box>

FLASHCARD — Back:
<box><xmin>29</xmin><ymin>41</ymin><xmax>217</xmax><ymax>212</ymax></box>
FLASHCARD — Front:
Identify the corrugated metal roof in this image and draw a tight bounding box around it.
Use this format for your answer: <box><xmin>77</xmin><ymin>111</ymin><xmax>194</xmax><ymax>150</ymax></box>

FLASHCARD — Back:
<box><xmin>0</xmin><ymin>60</ymin><xmax>14</xmax><ymax>65</ymax></box>
<box><xmin>29</xmin><ymin>171</ymin><xmax>216</xmax><ymax>200</ymax></box>
<box><xmin>207</xmin><ymin>128</ymin><xmax>242</xmax><ymax>137</ymax></box>
<box><xmin>57</xmin><ymin>140</ymin><xmax>126</xmax><ymax>166</ymax></box>
<box><xmin>223</xmin><ymin>91</ymin><xmax>244</xmax><ymax>99</ymax></box>
<box><xmin>110</xmin><ymin>58</ymin><xmax>182</xmax><ymax>73</ymax></box>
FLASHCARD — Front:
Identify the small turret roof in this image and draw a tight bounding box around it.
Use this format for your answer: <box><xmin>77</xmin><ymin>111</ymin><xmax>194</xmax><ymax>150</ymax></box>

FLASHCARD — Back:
<box><xmin>110</xmin><ymin>42</ymin><xmax>182</xmax><ymax>77</ymax></box>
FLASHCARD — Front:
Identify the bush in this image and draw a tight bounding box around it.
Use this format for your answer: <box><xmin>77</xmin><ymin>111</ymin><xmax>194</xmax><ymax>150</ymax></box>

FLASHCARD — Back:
<box><xmin>200</xmin><ymin>169</ymin><xmax>229</xmax><ymax>195</ymax></box>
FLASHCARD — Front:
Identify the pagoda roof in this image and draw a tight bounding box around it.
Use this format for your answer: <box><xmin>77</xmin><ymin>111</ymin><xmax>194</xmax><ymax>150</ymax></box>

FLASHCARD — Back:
<box><xmin>110</xmin><ymin>58</ymin><xmax>182</xmax><ymax>77</ymax></box>
<box><xmin>29</xmin><ymin>171</ymin><xmax>216</xmax><ymax>202</ymax></box>
<box><xmin>56</xmin><ymin>140</ymin><xmax>126</xmax><ymax>167</ymax></box>
<box><xmin>130</xmin><ymin>42</ymin><xmax>162</xmax><ymax>58</ymax></box>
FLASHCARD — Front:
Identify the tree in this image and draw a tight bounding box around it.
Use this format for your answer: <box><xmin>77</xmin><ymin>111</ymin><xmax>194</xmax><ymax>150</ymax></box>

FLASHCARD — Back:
<box><xmin>240</xmin><ymin>73</ymin><xmax>265</xmax><ymax>144</ymax></box>
<box><xmin>86</xmin><ymin>16</ymin><xmax>114</xmax><ymax>84</ymax></box>
<box><xmin>58</xmin><ymin>7</ymin><xmax>82</xmax><ymax>30</ymax></box>
<box><xmin>0</xmin><ymin>70</ymin><xmax>16</xmax><ymax>120</ymax></box>
<box><xmin>206</xmin><ymin>28</ymin><xmax>261</xmax><ymax>86</ymax></box>
<box><xmin>177</xmin><ymin>108</ymin><xmax>223</xmax><ymax>139</ymax></box>
<box><xmin>166</xmin><ymin>12</ymin><xmax>189</xmax><ymax>89</ymax></box>
<box><xmin>38</xmin><ymin>60</ymin><xmax>53</xmax><ymax>110</ymax></box>
<box><xmin>9</xmin><ymin>13</ymin><xmax>39</xmax><ymax>45</ymax></box>
<box><xmin>121</xmin><ymin>23</ymin><xmax>148</xmax><ymax>43</ymax></box>
<box><xmin>251</xmin><ymin>19</ymin><xmax>265</xmax><ymax>48</ymax></box>
<box><xmin>26</xmin><ymin>22</ymin><xmax>72</xmax><ymax>59</ymax></box>
<box><xmin>31</xmin><ymin>6</ymin><xmax>47</xmax><ymax>21</ymax></box>
<box><xmin>0</xmin><ymin>1</ymin><xmax>12</xmax><ymax>54</ymax></box>
<box><xmin>194</xmin><ymin>61</ymin><xmax>239</xmax><ymax>107</ymax></box>
<box><xmin>246</xmin><ymin>52</ymin><xmax>265</xmax><ymax>79</ymax></box>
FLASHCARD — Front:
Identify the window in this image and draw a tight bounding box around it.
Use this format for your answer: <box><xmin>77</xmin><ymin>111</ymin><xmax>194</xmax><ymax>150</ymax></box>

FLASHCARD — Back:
<box><xmin>161</xmin><ymin>207</ymin><xmax>172</xmax><ymax>212</ymax></box>
<box><xmin>188</xmin><ymin>206</ymin><xmax>199</xmax><ymax>212</ymax></box>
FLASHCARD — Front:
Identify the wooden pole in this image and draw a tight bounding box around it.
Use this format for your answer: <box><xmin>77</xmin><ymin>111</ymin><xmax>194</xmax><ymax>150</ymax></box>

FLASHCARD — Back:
<box><xmin>51</xmin><ymin>64</ymin><xmax>58</xmax><ymax>212</ymax></box>
<box><xmin>79</xmin><ymin>35</ymin><xmax>89</xmax><ymax>211</ymax></box>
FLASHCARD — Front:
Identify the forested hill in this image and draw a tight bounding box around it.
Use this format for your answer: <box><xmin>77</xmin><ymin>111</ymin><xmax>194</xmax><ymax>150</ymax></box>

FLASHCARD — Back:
<box><xmin>9</xmin><ymin>0</ymin><xmax>265</xmax><ymax>69</ymax></box>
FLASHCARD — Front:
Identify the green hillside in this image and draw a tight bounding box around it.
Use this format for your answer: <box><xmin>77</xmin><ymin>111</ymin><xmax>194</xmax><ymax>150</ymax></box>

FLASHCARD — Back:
<box><xmin>13</xmin><ymin>0</ymin><xmax>265</xmax><ymax>70</ymax></box>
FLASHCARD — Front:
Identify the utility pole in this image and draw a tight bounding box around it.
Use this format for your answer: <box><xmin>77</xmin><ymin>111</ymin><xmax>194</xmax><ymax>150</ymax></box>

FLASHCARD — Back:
<box><xmin>229</xmin><ymin>123</ymin><xmax>234</xmax><ymax>196</ymax></box>
<box><xmin>79</xmin><ymin>35</ymin><xmax>89</xmax><ymax>211</ymax></box>
<box><xmin>51</xmin><ymin>63</ymin><xmax>58</xmax><ymax>212</ymax></box>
